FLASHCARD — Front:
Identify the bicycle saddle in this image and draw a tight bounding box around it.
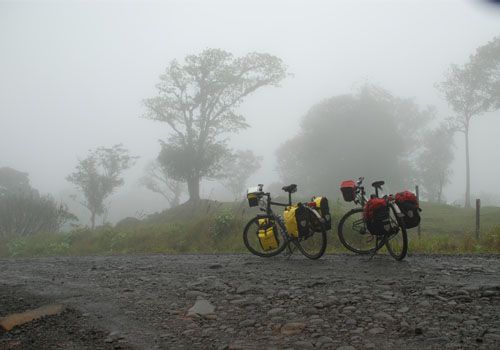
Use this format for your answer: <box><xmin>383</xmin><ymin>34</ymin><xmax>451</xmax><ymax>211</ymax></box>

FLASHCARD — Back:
<box><xmin>372</xmin><ymin>180</ymin><xmax>385</xmax><ymax>188</ymax></box>
<box><xmin>282</xmin><ymin>184</ymin><xmax>297</xmax><ymax>193</ymax></box>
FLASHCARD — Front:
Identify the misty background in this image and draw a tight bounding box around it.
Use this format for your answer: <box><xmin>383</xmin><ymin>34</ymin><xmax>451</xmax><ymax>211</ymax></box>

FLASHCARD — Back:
<box><xmin>1</xmin><ymin>0</ymin><xmax>499</xmax><ymax>225</ymax></box>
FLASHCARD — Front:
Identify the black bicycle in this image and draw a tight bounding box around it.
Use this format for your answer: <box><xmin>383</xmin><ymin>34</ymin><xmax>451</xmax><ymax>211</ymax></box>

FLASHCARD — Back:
<box><xmin>338</xmin><ymin>177</ymin><xmax>408</xmax><ymax>261</ymax></box>
<box><xmin>243</xmin><ymin>184</ymin><xmax>328</xmax><ymax>260</ymax></box>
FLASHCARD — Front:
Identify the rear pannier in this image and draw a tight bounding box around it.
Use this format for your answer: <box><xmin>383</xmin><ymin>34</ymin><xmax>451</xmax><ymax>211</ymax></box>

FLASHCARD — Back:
<box><xmin>340</xmin><ymin>180</ymin><xmax>357</xmax><ymax>202</ymax></box>
<box><xmin>284</xmin><ymin>204</ymin><xmax>310</xmax><ymax>238</ymax></box>
<box><xmin>363</xmin><ymin>198</ymin><xmax>390</xmax><ymax>235</ymax></box>
<box><xmin>257</xmin><ymin>218</ymin><xmax>279</xmax><ymax>251</ymax></box>
<box><xmin>395</xmin><ymin>191</ymin><xmax>421</xmax><ymax>229</ymax></box>
<box><xmin>310</xmin><ymin>196</ymin><xmax>332</xmax><ymax>231</ymax></box>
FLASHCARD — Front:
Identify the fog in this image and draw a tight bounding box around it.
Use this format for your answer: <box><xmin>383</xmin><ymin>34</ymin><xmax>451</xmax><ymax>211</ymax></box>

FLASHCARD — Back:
<box><xmin>1</xmin><ymin>0</ymin><xmax>499</xmax><ymax>224</ymax></box>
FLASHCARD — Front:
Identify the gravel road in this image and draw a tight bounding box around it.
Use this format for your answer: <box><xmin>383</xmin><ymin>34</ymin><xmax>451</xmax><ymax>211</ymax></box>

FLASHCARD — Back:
<box><xmin>1</xmin><ymin>254</ymin><xmax>499</xmax><ymax>350</ymax></box>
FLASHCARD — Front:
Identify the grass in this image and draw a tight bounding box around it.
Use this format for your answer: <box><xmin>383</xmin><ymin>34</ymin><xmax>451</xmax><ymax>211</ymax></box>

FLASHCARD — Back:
<box><xmin>0</xmin><ymin>200</ymin><xmax>499</xmax><ymax>258</ymax></box>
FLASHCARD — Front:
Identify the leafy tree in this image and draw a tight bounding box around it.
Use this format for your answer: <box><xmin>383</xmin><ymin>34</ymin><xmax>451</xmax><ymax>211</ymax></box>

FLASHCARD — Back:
<box><xmin>139</xmin><ymin>160</ymin><xmax>185</xmax><ymax>207</ymax></box>
<box><xmin>416</xmin><ymin>124</ymin><xmax>455</xmax><ymax>203</ymax></box>
<box><xmin>66</xmin><ymin>144</ymin><xmax>136</xmax><ymax>229</ymax></box>
<box><xmin>437</xmin><ymin>37</ymin><xmax>500</xmax><ymax>207</ymax></box>
<box><xmin>143</xmin><ymin>48</ymin><xmax>287</xmax><ymax>202</ymax></box>
<box><xmin>0</xmin><ymin>193</ymin><xmax>76</xmax><ymax>238</ymax></box>
<box><xmin>276</xmin><ymin>84</ymin><xmax>433</xmax><ymax>196</ymax></box>
<box><xmin>0</xmin><ymin>168</ymin><xmax>76</xmax><ymax>237</ymax></box>
<box><xmin>221</xmin><ymin>150</ymin><xmax>262</xmax><ymax>200</ymax></box>
<box><xmin>0</xmin><ymin>167</ymin><xmax>34</xmax><ymax>197</ymax></box>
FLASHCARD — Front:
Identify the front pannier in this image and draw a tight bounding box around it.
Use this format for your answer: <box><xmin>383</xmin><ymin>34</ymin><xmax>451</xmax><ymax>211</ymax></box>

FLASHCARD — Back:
<box><xmin>340</xmin><ymin>180</ymin><xmax>357</xmax><ymax>202</ymax></box>
<box><xmin>363</xmin><ymin>198</ymin><xmax>390</xmax><ymax>235</ymax></box>
<box><xmin>311</xmin><ymin>196</ymin><xmax>332</xmax><ymax>231</ymax></box>
<box><xmin>395</xmin><ymin>191</ymin><xmax>421</xmax><ymax>229</ymax></box>
<box><xmin>284</xmin><ymin>204</ymin><xmax>310</xmax><ymax>238</ymax></box>
<box><xmin>257</xmin><ymin>218</ymin><xmax>279</xmax><ymax>251</ymax></box>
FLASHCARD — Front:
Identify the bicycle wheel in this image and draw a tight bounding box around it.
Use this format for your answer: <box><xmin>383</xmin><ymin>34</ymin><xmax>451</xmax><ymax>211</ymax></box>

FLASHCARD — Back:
<box><xmin>337</xmin><ymin>208</ymin><xmax>382</xmax><ymax>254</ymax></box>
<box><xmin>385</xmin><ymin>204</ymin><xmax>408</xmax><ymax>261</ymax></box>
<box><xmin>295</xmin><ymin>208</ymin><xmax>327</xmax><ymax>260</ymax></box>
<box><xmin>243</xmin><ymin>216</ymin><xmax>288</xmax><ymax>257</ymax></box>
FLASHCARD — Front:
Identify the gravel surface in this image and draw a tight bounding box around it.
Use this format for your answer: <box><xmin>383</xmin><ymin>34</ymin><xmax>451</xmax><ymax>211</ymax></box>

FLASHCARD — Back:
<box><xmin>1</xmin><ymin>254</ymin><xmax>499</xmax><ymax>349</ymax></box>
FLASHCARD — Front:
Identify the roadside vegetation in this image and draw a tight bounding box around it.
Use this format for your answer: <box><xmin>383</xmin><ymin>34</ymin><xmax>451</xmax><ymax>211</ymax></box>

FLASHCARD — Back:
<box><xmin>1</xmin><ymin>200</ymin><xmax>499</xmax><ymax>258</ymax></box>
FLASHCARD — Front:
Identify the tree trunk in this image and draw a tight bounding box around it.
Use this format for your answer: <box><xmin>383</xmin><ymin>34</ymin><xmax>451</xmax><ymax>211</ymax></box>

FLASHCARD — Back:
<box><xmin>464</xmin><ymin>126</ymin><xmax>471</xmax><ymax>208</ymax></box>
<box><xmin>187</xmin><ymin>176</ymin><xmax>200</xmax><ymax>202</ymax></box>
<box><xmin>90</xmin><ymin>211</ymin><xmax>96</xmax><ymax>230</ymax></box>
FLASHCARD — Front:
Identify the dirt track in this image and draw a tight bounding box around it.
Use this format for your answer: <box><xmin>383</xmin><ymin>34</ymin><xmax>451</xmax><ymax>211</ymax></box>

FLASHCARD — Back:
<box><xmin>1</xmin><ymin>254</ymin><xmax>500</xmax><ymax>350</ymax></box>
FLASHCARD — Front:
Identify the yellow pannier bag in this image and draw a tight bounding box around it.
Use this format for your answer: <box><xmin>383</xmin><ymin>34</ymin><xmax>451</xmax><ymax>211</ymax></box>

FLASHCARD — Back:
<box><xmin>284</xmin><ymin>206</ymin><xmax>299</xmax><ymax>238</ymax></box>
<box><xmin>312</xmin><ymin>196</ymin><xmax>332</xmax><ymax>230</ymax></box>
<box><xmin>258</xmin><ymin>219</ymin><xmax>279</xmax><ymax>251</ymax></box>
<box><xmin>284</xmin><ymin>204</ymin><xmax>309</xmax><ymax>238</ymax></box>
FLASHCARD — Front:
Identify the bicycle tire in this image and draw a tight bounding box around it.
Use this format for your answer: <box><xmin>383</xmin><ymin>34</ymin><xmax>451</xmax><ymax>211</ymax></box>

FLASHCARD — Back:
<box><xmin>295</xmin><ymin>208</ymin><xmax>327</xmax><ymax>260</ymax></box>
<box><xmin>243</xmin><ymin>216</ymin><xmax>288</xmax><ymax>257</ymax></box>
<box><xmin>337</xmin><ymin>208</ymin><xmax>382</xmax><ymax>254</ymax></box>
<box><xmin>385</xmin><ymin>205</ymin><xmax>408</xmax><ymax>261</ymax></box>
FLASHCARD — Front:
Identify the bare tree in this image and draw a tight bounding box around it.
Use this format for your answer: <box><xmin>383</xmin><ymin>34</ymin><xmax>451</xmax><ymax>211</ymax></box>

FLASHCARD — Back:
<box><xmin>139</xmin><ymin>160</ymin><xmax>184</xmax><ymax>208</ymax></box>
<box><xmin>221</xmin><ymin>150</ymin><xmax>262</xmax><ymax>200</ymax></box>
<box><xmin>437</xmin><ymin>37</ymin><xmax>500</xmax><ymax>207</ymax></box>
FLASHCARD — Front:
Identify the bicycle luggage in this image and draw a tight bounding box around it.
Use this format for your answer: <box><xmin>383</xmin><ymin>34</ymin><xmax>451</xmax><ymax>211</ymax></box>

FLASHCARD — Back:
<box><xmin>283</xmin><ymin>204</ymin><xmax>309</xmax><ymax>238</ymax></box>
<box><xmin>363</xmin><ymin>198</ymin><xmax>390</xmax><ymax>235</ymax></box>
<box><xmin>311</xmin><ymin>196</ymin><xmax>332</xmax><ymax>231</ymax></box>
<box><xmin>340</xmin><ymin>180</ymin><xmax>357</xmax><ymax>202</ymax></box>
<box><xmin>247</xmin><ymin>187</ymin><xmax>260</xmax><ymax>207</ymax></box>
<box><xmin>395</xmin><ymin>191</ymin><xmax>421</xmax><ymax>228</ymax></box>
<box><xmin>257</xmin><ymin>218</ymin><xmax>279</xmax><ymax>251</ymax></box>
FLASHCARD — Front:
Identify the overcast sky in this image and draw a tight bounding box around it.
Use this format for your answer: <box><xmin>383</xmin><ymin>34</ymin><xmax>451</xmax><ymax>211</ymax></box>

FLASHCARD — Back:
<box><xmin>0</xmin><ymin>0</ymin><xmax>499</xmax><ymax>220</ymax></box>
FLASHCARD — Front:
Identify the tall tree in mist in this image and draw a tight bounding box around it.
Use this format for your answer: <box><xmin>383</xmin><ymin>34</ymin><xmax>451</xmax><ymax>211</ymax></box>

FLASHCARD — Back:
<box><xmin>143</xmin><ymin>48</ymin><xmax>287</xmax><ymax>202</ymax></box>
<box><xmin>276</xmin><ymin>84</ymin><xmax>433</xmax><ymax>195</ymax></box>
<box><xmin>221</xmin><ymin>150</ymin><xmax>262</xmax><ymax>200</ymax></box>
<box><xmin>438</xmin><ymin>36</ymin><xmax>500</xmax><ymax>208</ymax></box>
<box><xmin>416</xmin><ymin>124</ymin><xmax>455</xmax><ymax>203</ymax></box>
<box><xmin>66</xmin><ymin>144</ymin><xmax>136</xmax><ymax>229</ymax></box>
<box><xmin>139</xmin><ymin>160</ymin><xmax>184</xmax><ymax>208</ymax></box>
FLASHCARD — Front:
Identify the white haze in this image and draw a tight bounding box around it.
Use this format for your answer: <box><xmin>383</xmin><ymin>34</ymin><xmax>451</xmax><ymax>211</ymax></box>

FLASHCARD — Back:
<box><xmin>0</xmin><ymin>0</ymin><xmax>499</xmax><ymax>223</ymax></box>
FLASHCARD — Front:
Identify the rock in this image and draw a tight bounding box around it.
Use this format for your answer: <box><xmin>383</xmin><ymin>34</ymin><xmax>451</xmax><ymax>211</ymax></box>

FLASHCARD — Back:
<box><xmin>239</xmin><ymin>319</ymin><xmax>256</xmax><ymax>327</ymax></box>
<box><xmin>368</xmin><ymin>327</ymin><xmax>385</xmax><ymax>335</ymax></box>
<box><xmin>209</xmin><ymin>263</ymin><xmax>223</xmax><ymax>269</ymax></box>
<box><xmin>345</xmin><ymin>318</ymin><xmax>357</xmax><ymax>326</ymax></box>
<box><xmin>316</xmin><ymin>336</ymin><xmax>333</xmax><ymax>344</ymax></box>
<box><xmin>185</xmin><ymin>290</ymin><xmax>209</xmax><ymax>299</ymax></box>
<box><xmin>267</xmin><ymin>307</ymin><xmax>285</xmax><ymax>316</ymax></box>
<box><xmin>484</xmin><ymin>333</ymin><xmax>500</xmax><ymax>341</ymax></box>
<box><xmin>397</xmin><ymin>306</ymin><xmax>409</xmax><ymax>313</ymax></box>
<box><xmin>414</xmin><ymin>327</ymin><xmax>423</xmax><ymax>335</ymax></box>
<box><xmin>294</xmin><ymin>340</ymin><xmax>314</xmax><ymax>349</ymax></box>
<box><xmin>374</xmin><ymin>312</ymin><xmax>394</xmax><ymax>322</ymax></box>
<box><xmin>336</xmin><ymin>346</ymin><xmax>356</xmax><ymax>350</ymax></box>
<box><xmin>281</xmin><ymin>322</ymin><xmax>306</xmax><ymax>335</ymax></box>
<box><xmin>418</xmin><ymin>300</ymin><xmax>431</xmax><ymax>307</ymax></box>
<box><xmin>186</xmin><ymin>299</ymin><xmax>215</xmax><ymax>317</ymax></box>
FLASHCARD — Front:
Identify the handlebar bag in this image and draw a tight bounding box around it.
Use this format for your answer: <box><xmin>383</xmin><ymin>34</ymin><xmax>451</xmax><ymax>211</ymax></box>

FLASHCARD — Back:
<box><xmin>340</xmin><ymin>180</ymin><xmax>357</xmax><ymax>202</ymax></box>
<box><xmin>284</xmin><ymin>204</ymin><xmax>309</xmax><ymax>238</ymax></box>
<box><xmin>363</xmin><ymin>198</ymin><xmax>390</xmax><ymax>235</ymax></box>
<box><xmin>247</xmin><ymin>192</ymin><xmax>259</xmax><ymax>207</ymax></box>
<box><xmin>257</xmin><ymin>218</ymin><xmax>279</xmax><ymax>251</ymax></box>
<box><xmin>395</xmin><ymin>191</ymin><xmax>421</xmax><ymax>229</ymax></box>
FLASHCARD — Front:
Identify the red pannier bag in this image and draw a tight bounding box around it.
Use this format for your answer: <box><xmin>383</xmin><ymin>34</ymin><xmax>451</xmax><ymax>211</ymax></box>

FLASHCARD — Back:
<box><xmin>363</xmin><ymin>198</ymin><xmax>390</xmax><ymax>235</ymax></box>
<box><xmin>395</xmin><ymin>191</ymin><xmax>421</xmax><ymax>229</ymax></box>
<box><xmin>340</xmin><ymin>180</ymin><xmax>357</xmax><ymax>202</ymax></box>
